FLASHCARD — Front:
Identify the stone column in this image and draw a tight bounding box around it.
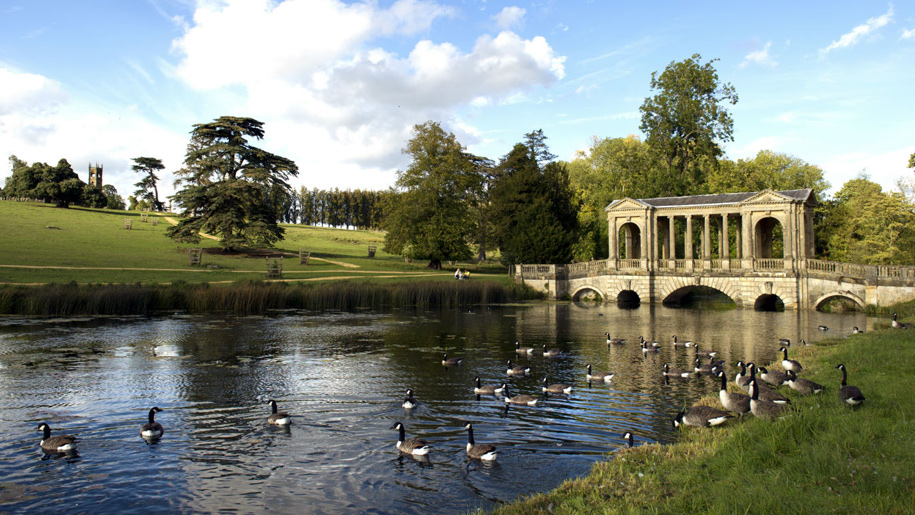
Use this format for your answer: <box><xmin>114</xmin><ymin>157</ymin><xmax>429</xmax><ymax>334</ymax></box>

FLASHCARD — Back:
<box><xmin>669</xmin><ymin>216</ymin><xmax>677</xmax><ymax>260</ymax></box>
<box><xmin>735</xmin><ymin>216</ymin><xmax>742</xmax><ymax>259</ymax></box>
<box><xmin>703</xmin><ymin>214</ymin><xmax>711</xmax><ymax>259</ymax></box>
<box><xmin>721</xmin><ymin>214</ymin><xmax>729</xmax><ymax>259</ymax></box>
<box><xmin>609</xmin><ymin>217</ymin><xmax>618</xmax><ymax>264</ymax></box>
<box><xmin>685</xmin><ymin>216</ymin><xmax>693</xmax><ymax>260</ymax></box>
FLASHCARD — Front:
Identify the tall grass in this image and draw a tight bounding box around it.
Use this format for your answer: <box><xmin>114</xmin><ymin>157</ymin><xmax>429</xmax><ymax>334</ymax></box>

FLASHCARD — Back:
<box><xmin>0</xmin><ymin>280</ymin><xmax>542</xmax><ymax>316</ymax></box>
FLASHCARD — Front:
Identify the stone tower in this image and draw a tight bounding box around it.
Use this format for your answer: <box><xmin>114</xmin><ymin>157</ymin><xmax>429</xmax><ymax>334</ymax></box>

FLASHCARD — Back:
<box><xmin>88</xmin><ymin>163</ymin><xmax>103</xmax><ymax>187</ymax></box>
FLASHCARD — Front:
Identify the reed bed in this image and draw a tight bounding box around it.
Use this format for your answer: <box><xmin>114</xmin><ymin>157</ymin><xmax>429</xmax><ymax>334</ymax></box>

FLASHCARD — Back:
<box><xmin>0</xmin><ymin>280</ymin><xmax>541</xmax><ymax>316</ymax></box>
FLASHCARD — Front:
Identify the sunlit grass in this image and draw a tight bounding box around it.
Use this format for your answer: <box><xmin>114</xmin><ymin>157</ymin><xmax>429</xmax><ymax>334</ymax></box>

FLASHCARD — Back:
<box><xmin>489</xmin><ymin>328</ymin><xmax>915</xmax><ymax>514</ymax></box>
<box><xmin>0</xmin><ymin>202</ymin><xmax>503</xmax><ymax>284</ymax></box>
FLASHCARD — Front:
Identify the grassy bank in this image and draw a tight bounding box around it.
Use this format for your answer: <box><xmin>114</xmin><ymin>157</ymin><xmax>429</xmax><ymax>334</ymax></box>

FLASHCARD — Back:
<box><xmin>0</xmin><ymin>202</ymin><xmax>504</xmax><ymax>284</ymax></box>
<box><xmin>491</xmin><ymin>326</ymin><xmax>915</xmax><ymax>514</ymax></box>
<box><xmin>0</xmin><ymin>279</ymin><xmax>540</xmax><ymax>316</ymax></box>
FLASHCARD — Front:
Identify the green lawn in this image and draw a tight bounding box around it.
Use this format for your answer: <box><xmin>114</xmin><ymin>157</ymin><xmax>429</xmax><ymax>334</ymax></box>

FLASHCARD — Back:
<box><xmin>0</xmin><ymin>202</ymin><xmax>503</xmax><ymax>284</ymax></box>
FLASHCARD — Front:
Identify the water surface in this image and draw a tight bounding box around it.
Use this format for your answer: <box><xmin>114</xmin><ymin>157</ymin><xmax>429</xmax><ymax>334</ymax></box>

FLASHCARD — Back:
<box><xmin>0</xmin><ymin>303</ymin><xmax>867</xmax><ymax>513</ymax></box>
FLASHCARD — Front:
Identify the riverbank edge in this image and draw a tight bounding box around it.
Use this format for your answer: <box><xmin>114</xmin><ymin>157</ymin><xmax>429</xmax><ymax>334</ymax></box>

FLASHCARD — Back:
<box><xmin>0</xmin><ymin>279</ymin><xmax>543</xmax><ymax>316</ymax></box>
<box><xmin>487</xmin><ymin>324</ymin><xmax>915</xmax><ymax>514</ymax></box>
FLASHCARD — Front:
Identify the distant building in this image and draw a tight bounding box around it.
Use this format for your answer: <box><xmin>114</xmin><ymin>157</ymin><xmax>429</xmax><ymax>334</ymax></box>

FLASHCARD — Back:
<box><xmin>88</xmin><ymin>163</ymin><xmax>103</xmax><ymax>187</ymax></box>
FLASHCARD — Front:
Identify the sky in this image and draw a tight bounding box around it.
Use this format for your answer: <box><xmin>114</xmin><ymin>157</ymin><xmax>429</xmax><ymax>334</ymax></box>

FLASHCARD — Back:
<box><xmin>1</xmin><ymin>0</ymin><xmax>914</xmax><ymax>203</ymax></box>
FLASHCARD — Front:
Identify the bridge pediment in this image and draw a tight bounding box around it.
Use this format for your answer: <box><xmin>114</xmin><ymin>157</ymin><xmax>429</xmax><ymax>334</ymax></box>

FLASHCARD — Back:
<box><xmin>605</xmin><ymin>198</ymin><xmax>651</xmax><ymax>212</ymax></box>
<box><xmin>741</xmin><ymin>189</ymin><xmax>815</xmax><ymax>207</ymax></box>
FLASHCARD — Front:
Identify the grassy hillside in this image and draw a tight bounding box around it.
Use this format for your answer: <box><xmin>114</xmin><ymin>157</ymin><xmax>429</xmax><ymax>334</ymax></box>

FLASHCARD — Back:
<box><xmin>0</xmin><ymin>202</ymin><xmax>505</xmax><ymax>284</ymax></box>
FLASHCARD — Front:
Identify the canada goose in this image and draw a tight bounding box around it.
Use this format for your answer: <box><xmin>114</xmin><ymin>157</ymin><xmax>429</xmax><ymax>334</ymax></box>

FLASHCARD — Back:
<box><xmin>390</xmin><ymin>422</ymin><xmax>432</xmax><ymax>455</ymax></box>
<box><xmin>749</xmin><ymin>380</ymin><xmax>792</xmax><ymax>420</ymax></box>
<box><xmin>836</xmin><ymin>364</ymin><xmax>866</xmax><ymax>406</ymax></box>
<box><xmin>605</xmin><ymin>332</ymin><xmax>627</xmax><ymax>345</ymax></box>
<box><xmin>541</xmin><ymin>376</ymin><xmax>574</xmax><ymax>394</ymax></box>
<box><xmin>672</xmin><ymin>405</ymin><xmax>732</xmax><ymax>428</ymax></box>
<box><xmin>693</xmin><ymin>356</ymin><xmax>715</xmax><ymax>375</ymax></box>
<box><xmin>852</xmin><ymin>327</ymin><xmax>864</xmax><ymax>334</ymax></box>
<box><xmin>506</xmin><ymin>360</ymin><xmax>531</xmax><ymax>376</ymax></box>
<box><xmin>441</xmin><ymin>353</ymin><xmax>463</xmax><ymax>366</ymax></box>
<box><xmin>672</xmin><ymin>335</ymin><xmax>694</xmax><ymax>347</ymax></box>
<box><xmin>662</xmin><ymin>362</ymin><xmax>692</xmax><ymax>378</ymax></box>
<box><xmin>140</xmin><ymin>407</ymin><xmax>164</xmax><ymax>439</ymax></box>
<box><xmin>757</xmin><ymin>366</ymin><xmax>789</xmax><ymax>387</ymax></box>
<box><xmin>402</xmin><ymin>389</ymin><xmax>418</xmax><ymax>409</ymax></box>
<box><xmin>747</xmin><ymin>364</ymin><xmax>790</xmax><ymax>404</ymax></box>
<box><xmin>463</xmin><ymin>422</ymin><xmax>497</xmax><ymax>461</ymax></box>
<box><xmin>717</xmin><ymin>371</ymin><xmax>750</xmax><ymax>415</ymax></box>
<box><xmin>542</xmin><ymin>345</ymin><xmax>562</xmax><ymax>357</ymax></box>
<box><xmin>267</xmin><ymin>399</ymin><xmax>291</xmax><ymax>426</ymax></box>
<box><xmin>622</xmin><ymin>431</ymin><xmax>634</xmax><ymax>449</ymax></box>
<box><xmin>515</xmin><ymin>341</ymin><xmax>535</xmax><ymax>355</ymax></box>
<box><xmin>586</xmin><ymin>364</ymin><xmax>614</xmax><ymax>383</ymax></box>
<box><xmin>779</xmin><ymin>347</ymin><xmax>803</xmax><ymax>374</ymax></box>
<box><xmin>735</xmin><ymin>361</ymin><xmax>752</xmax><ymax>391</ymax></box>
<box><xmin>473</xmin><ymin>376</ymin><xmax>504</xmax><ymax>395</ymax></box>
<box><xmin>639</xmin><ymin>336</ymin><xmax>661</xmax><ymax>348</ymax></box>
<box><xmin>818</xmin><ymin>325</ymin><xmax>829</xmax><ymax>331</ymax></box>
<box><xmin>641</xmin><ymin>341</ymin><xmax>660</xmax><ymax>353</ymax></box>
<box><xmin>778</xmin><ymin>338</ymin><xmax>791</xmax><ymax>346</ymax></box>
<box><xmin>786</xmin><ymin>370</ymin><xmax>824</xmax><ymax>395</ymax></box>
<box><xmin>37</xmin><ymin>423</ymin><xmax>77</xmax><ymax>452</ymax></box>
<box><xmin>694</xmin><ymin>345</ymin><xmax>718</xmax><ymax>359</ymax></box>
<box><xmin>503</xmin><ymin>384</ymin><xmax>539</xmax><ymax>406</ymax></box>
<box><xmin>891</xmin><ymin>312</ymin><xmax>913</xmax><ymax>329</ymax></box>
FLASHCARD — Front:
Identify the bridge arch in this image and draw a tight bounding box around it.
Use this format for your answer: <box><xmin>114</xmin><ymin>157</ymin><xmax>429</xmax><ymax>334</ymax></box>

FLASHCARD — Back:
<box><xmin>606</xmin><ymin>278</ymin><xmax>648</xmax><ymax>307</ymax></box>
<box><xmin>813</xmin><ymin>291</ymin><xmax>866</xmax><ymax>311</ymax></box>
<box><xmin>658</xmin><ymin>276</ymin><xmax>740</xmax><ymax>305</ymax></box>
<box><xmin>571</xmin><ymin>285</ymin><xmax>605</xmax><ymax>302</ymax></box>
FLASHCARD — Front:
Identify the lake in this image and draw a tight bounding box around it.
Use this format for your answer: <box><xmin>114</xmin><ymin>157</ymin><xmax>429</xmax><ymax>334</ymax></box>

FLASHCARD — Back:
<box><xmin>0</xmin><ymin>302</ymin><xmax>868</xmax><ymax>514</ymax></box>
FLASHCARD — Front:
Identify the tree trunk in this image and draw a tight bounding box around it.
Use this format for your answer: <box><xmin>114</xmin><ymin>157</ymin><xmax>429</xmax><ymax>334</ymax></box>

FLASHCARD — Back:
<box><xmin>427</xmin><ymin>259</ymin><xmax>442</xmax><ymax>270</ymax></box>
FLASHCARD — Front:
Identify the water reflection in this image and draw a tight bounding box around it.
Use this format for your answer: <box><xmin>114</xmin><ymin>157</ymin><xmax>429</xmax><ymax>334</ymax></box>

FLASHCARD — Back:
<box><xmin>0</xmin><ymin>303</ymin><xmax>868</xmax><ymax>514</ymax></box>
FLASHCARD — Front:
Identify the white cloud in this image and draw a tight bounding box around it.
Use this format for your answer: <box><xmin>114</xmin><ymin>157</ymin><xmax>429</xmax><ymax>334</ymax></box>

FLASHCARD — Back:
<box><xmin>170</xmin><ymin>0</ymin><xmax>564</xmax><ymax>182</ymax></box>
<box><xmin>820</xmin><ymin>146</ymin><xmax>914</xmax><ymax>193</ymax></box>
<box><xmin>740</xmin><ymin>42</ymin><xmax>777</xmax><ymax>68</ymax></box>
<box><xmin>819</xmin><ymin>5</ymin><xmax>894</xmax><ymax>56</ymax></box>
<box><xmin>493</xmin><ymin>6</ymin><xmax>525</xmax><ymax>30</ymax></box>
<box><xmin>0</xmin><ymin>67</ymin><xmax>66</xmax><ymax>116</ymax></box>
<box><xmin>902</xmin><ymin>27</ymin><xmax>915</xmax><ymax>40</ymax></box>
<box><xmin>0</xmin><ymin>67</ymin><xmax>186</xmax><ymax>199</ymax></box>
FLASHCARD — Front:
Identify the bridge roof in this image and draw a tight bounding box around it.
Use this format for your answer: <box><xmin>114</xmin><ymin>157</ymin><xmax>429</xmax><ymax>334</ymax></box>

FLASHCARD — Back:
<box><xmin>607</xmin><ymin>189</ymin><xmax>815</xmax><ymax>210</ymax></box>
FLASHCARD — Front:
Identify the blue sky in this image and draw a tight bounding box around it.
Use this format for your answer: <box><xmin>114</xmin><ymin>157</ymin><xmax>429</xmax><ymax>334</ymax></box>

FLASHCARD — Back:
<box><xmin>1</xmin><ymin>0</ymin><xmax>913</xmax><ymax>201</ymax></box>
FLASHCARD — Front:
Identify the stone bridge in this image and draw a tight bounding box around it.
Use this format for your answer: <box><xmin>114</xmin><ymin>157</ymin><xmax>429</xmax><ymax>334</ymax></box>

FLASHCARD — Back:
<box><xmin>514</xmin><ymin>258</ymin><xmax>915</xmax><ymax>310</ymax></box>
<box><xmin>513</xmin><ymin>189</ymin><xmax>915</xmax><ymax>310</ymax></box>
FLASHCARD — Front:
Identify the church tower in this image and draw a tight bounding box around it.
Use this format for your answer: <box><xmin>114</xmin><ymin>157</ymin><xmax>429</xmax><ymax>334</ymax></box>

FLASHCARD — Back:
<box><xmin>88</xmin><ymin>163</ymin><xmax>103</xmax><ymax>187</ymax></box>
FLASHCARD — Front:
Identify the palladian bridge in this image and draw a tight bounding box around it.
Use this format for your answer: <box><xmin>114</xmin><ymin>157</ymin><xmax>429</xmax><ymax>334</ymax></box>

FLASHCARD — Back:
<box><xmin>514</xmin><ymin>189</ymin><xmax>915</xmax><ymax>310</ymax></box>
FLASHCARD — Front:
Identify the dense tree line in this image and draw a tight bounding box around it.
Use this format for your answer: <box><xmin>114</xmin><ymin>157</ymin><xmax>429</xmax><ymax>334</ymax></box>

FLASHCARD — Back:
<box><xmin>297</xmin><ymin>187</ymin><xmax>389</xmax><ymax>229</ymax></box>
<box><xmin>3</xmin><ymin>155</ymin><xmax>126</xmax><ymax>210</ymax></box>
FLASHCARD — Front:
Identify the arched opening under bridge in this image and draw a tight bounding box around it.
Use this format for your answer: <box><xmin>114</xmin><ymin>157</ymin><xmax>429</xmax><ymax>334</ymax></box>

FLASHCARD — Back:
<box><xmin>617</xmin><ymin>290</ymin><xmax>641</xmax><ymax>309</ymax></box>
<box><xmin>754</xmin><ymin>294</ymin><xmax>785</xmax><ymax>312</ymax></box>
<box><xmin>663</xmin><ymin>286</ymin><xmax>736</xmax><ymax>309</ymax></box>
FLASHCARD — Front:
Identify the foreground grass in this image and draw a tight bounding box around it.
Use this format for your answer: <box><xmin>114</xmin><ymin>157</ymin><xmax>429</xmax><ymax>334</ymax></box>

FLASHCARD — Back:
<box><xmin>491</xmin><ymin>328</ymin><xmax>915</xmax><ymax>514</ymax></box>
<box><xmin>0</xmin><ymin>202</ymin><xmax>501</xmax><ymax>284</ymax></box>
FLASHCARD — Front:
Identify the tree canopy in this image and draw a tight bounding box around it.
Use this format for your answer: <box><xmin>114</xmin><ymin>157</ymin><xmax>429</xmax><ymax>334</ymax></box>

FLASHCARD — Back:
<box><xmin>824</xmin><ymin>175</ymin><xmax>915</xmax><ymax>265</ymax></box>
<box><xmin>382</xmin><ymin>121</ymin><xmax>482</xmax><ymax>269</ymax></box>
<box><xmin>4</xmin><ymin>156</ymin><xmax>84</xmax><ymax>207</ymax></box>
<box><xmin>167</xmin><ymin>116</ymin><xmax>298</xmax><ymax>251</ymax></box>
<box><xmin>490</xmin><ymin>134</ymin><xmax>578</xmax><ymax>266</ymax></box>
<box><xmin>132</xmin><ymin>157</ymin><xmax>165</xmax><ymax>212</ymax></box>
<box><xmin>639</xmin><ymin>54</ymin><xmax>737</xmax><ymax>196</ymax></box>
